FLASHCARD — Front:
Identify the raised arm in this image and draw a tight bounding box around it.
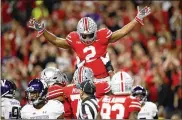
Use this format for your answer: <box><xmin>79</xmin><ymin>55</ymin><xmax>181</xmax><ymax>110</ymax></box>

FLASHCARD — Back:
<box><xmin>109</xmin><ymin>6</ymin><xmax>151</xmax><ymax>43</ymax></box>
<box><xmin>28</xmin><ymin>18</ymin><xmax>71</xmax><ymax>49</ymax></box>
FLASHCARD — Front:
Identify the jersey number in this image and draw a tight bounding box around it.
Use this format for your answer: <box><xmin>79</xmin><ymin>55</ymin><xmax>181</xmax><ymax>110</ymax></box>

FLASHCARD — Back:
<box><xmin>83</xmin><ymin>46</ymin><xmax>96</xmax><ymax>62</ymax></box>
<box><xmin>101</xmin><ymin>103</ymin><xmax>125</xmax><ymax>119</ymax></box>
<box><xmin>70</xmin><ymin>94</ymin><xmax>80</xmax><ymax>118</ymax></box>
<box><xmin>10</xmin><ymin>106</ymin><xmax>20</xmax><ymax>119</ymax></box>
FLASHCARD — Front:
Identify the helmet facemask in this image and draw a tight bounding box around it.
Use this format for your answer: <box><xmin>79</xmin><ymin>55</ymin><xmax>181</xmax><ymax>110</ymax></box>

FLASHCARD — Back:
<box><xmin>111</xmin><ymin>80</ymin><xmax>133</xmax><ymax>95</ymax></box>
<box><xmin>77</xmin><ymin>17</ymin><xmax>97</xmax><ymax>45</ymax></box>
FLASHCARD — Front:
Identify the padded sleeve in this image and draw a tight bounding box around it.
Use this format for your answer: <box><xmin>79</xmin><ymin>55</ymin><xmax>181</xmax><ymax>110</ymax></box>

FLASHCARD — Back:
<box><xmin>98</xmin><ymin>28</ymin><xmax>112</xmax><ymax>45</ymax></box>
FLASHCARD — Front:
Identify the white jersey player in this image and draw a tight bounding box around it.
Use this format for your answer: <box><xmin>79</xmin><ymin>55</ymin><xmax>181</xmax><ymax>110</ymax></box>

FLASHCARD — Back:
<box><xmin>1</xmin><ymin>79</ymin><xmax>21</xmax><ymax>119</ymax></box>
<box><xmin>131</xmin><ymin>85</ymin><xmax>158</xmax><ymax>119</ymax></box>
<box><xmin>21</xmin><ymin>100</ymin><xmax>64</xmax><ymax>119</ymax></box>
<box><xmin>138</xmin><ymin>101</ymin><xmax>158</xmax><ymax>119</ymax></box>
<box><xmin>21</xmin><ymin>78</ymin><xmax>64</xmax><ymax>119</ymax></box>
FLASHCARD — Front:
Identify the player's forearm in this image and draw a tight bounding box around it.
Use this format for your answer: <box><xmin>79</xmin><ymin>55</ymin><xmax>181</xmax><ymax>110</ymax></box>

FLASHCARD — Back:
<box><xmin>43</xmin><ymin>30</ymin><xmax>70</xmax><ymax>49</ymax></box>
<box><xmin>110</xmin><ymin>19</ymin><xmax>138</xmax><ymax>43</ymax></box>
<box><xmin>43</xmin><ymin>30</ymin><xmax>58</xmax><ymax>45</ymax></box>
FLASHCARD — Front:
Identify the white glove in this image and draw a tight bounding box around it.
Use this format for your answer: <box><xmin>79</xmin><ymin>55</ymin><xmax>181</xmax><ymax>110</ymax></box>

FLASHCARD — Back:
<box><xmin>28</xmin><ymin>18</ymin><xmax>45</xmax><ymax>37</ymax></box>
<box><xmin>100</xmin><ymin>53</ymin><xmax>110</xmax><ymax>65</ymax></box>
<box><xmin>76</xmin><ymin>56</ymin><xmax>85</xmax><ymax>68</ymax></box>
<box><xmin>135</xmin><ymin>6</ymin><xmax>151</xmax><ymax>25</ymax></box>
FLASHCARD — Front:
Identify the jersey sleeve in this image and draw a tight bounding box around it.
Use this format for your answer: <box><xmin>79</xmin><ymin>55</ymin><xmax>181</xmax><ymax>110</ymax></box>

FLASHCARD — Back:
<box><xmin>128</xmin><ymin>97</ymin><xmax>141</xmax><ymax>112</ymax></box>
<box><xmin>95</xmin><ymin>82</ymin><xmax>111</xmax><ymax>99</ymax></box>
<box><xmin>20</xmin><ymin>105</ymin><xmax>29</xmax><ymax>119</ymax></box>
<box><xmin>150</xmin><ymin>102</ymin><xmax>158</xmax><ymax>117</ymax></box>
<box><xmin>65</xmin><ymin>32</ymin><xmax>77</xmax><ymax>49</ymax></box>
<box><xmin>1</xmin><ymin>105</ymin><xmax>5</xmax><ymax>118</ymax></box>
<box><xmin>98</xmin><ymin>28</ymin><xmax>112</xmax><ymax>45</ymax></box>
<box><xmin>49</xmin><ymin>100</ymin><xmax>64</xmax><ymax>118</ymax></box>
<box><xmin>63</xmin><ymin>99</ymin><xmax>73</xmax><ymax>119</ymax></box>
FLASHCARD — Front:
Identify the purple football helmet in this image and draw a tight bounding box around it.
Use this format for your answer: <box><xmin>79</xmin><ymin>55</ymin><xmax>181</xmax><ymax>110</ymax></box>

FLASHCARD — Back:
<box><xmin>1</xmin><ymin>79</ymin><xmax>16</xmax><ymax>98</ymax></box>
<box><xmin>26</xmin><ymin>78</ymin><xmax>47</xmax><ymax>105</ymax></box>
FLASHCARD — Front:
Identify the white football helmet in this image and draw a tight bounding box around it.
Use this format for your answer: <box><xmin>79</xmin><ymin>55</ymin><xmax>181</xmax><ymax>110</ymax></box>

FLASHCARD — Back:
<box><xmin>77</xmin><ymin>17</ymin><xmax>97</xmax><ymax>45</ymax></box>
<box><xmin>110</xmin><ymin>71</ymin><xmax>134</xmax><ymax>95</ymax></box>
<box><xmin>41</xmin><ymin>67</ymin><xmax>68</xmax><ymax>86</ymax></box>
<box><xmin>73</xmin><ymin>66</ymin><xmax>94</xmax><ymax>85</ymax></box>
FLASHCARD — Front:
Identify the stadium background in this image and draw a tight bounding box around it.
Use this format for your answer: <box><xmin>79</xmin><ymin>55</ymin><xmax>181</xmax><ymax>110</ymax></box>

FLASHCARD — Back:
<box><xmin>1</xmin><ymin>0</ymin><xmax>181</xmax><ymax>119</ymax></box>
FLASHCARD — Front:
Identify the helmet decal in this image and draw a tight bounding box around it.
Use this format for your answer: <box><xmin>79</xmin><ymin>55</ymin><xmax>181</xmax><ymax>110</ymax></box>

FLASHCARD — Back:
<box><xmin>77</xmin><ymin>17</ymin><xmax>97</xmax><ymax>45</ymax></box>
<box><xmin>110</xmin><ymin>71</ymin><xmax>134</xmax><ymax>95</ymax></box>
<box><xmin>26</xmin><ymin>78</ymin><xmax>47</xmax><ymax>105</ymax></box>
<box><xmin>1</xmin><ymin>79</ymin><xmax>16</xmax><ymax>98</ymax></box>
<box><xmin>41</xmin><ymin>67</ymin><xmax>68</xmax><ymax>86</ymax></box>
<box><xmin>120</xmin><ymin>72</ymin><xmax>124</xmax><ymax>92</ymax></box>
<box><xmin>83</xmin><ymin>17</ymin><xmax>88</xmax><ymax>32</ymax></box>
<box><xmin>73</xmin><ymin>66</ymin><xmax>94</xmax><ymax>85</ymax></box>
<box><xmin>131</xmin><ymin>85</ymin><xmax>148</xmax><ymax>102</ymax></box>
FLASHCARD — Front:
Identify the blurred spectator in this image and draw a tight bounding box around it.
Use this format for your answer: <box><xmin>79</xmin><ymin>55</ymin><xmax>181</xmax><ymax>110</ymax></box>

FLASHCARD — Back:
<box><xmin>171</xmin><ymin>111</ymin><xmax>182</xmax><ymax>120</ymax></box>
<box><xmin>31</xmin><ymin>1</ymin><xmax>49</xmax><ymax>20</ymax></box>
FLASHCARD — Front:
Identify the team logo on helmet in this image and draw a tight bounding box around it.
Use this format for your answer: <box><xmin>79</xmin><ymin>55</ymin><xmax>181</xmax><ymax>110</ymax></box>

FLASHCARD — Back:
<box><xmin>1</xmin><ymin>79</ymin><xmax>16</xmax><ymax>98</ymax></box>
<box><xmin>73</xmin><ymin>66</ymin><xmax>94</xmax><ymax>85</ymax></box>
<box><xmin>26</xmin><ymin>78</ymin><xmax>48</xmax><ymax>105</ymax></box>
<box><xmin>41</xmin><ymin>67</ymin><xmax>68</xmax><ymax>86</ymax></box>
<box><xmin>131</xmin><ymin>85</ymin><xmax>148</xmax><ymax>102</ymax></box>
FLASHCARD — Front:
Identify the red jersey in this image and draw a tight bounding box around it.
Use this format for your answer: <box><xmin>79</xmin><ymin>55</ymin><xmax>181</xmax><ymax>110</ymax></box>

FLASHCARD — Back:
<box><xmin>66</xmin><ymin>28</ymin><xmax>112</xmax><ymax>79</ymax></box>
<box><xmin>98</xmin><ymin>95</ymin><xmax>141</xmax><ymax>119</ymax></box>
<box><xmin>63</xmin><ymin>98</ymin><xmax>73</xmax><ymax>119</ymax></box>
<box><xmin>95</xmin><ymin>81</ymin><xmax>111</xmax><ymax>99</ymax></box>
<box><xmin>63</xmin><ymin>84</ymin><xmax>80</xmax><ymax>119</ymax></box>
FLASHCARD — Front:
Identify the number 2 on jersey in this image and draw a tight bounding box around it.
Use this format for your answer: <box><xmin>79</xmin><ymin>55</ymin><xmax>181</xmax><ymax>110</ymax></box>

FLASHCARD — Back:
<box><xmin>101</xmin><ymin>103</ymin><xmax>124</xmax><ymax>119</ymax></box>
<box><xmin>83</xmin><ymin>46</ymin><xmax>96</xmax><ymax>62</ymax></box>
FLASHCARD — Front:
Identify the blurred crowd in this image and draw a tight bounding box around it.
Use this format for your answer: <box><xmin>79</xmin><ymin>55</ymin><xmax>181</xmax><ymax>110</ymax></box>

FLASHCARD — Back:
<box><xmin>1</xmin><ymin>0</ymin><xmax>182</xmax><ymax>119</ymax></box>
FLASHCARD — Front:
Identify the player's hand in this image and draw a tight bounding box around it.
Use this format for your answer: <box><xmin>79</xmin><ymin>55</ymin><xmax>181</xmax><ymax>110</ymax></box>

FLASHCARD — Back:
<box><xmin>28</xmin><ymin>18</ymin><xmax>45</xmax><ymax>37</ymax></box>
<box><xmin>76</xmin><ymin>56</ymin><xmax>85</xmax><ymax>68</ymax></box>
<box><xmin>135</xmin><ymin>6</ymin><xmax>151</xmax><ymax>25</ymax></box>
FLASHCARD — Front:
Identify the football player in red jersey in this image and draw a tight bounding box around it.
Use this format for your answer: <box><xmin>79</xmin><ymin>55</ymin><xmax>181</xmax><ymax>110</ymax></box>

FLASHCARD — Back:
<box><xmin>97</xmin><ymin>71</ymin><xmax>141</xmax><ymax>119</ymax></box>
<box><xmin>95</xmin><ymin>80</ymin><xmax>111</xmax><ymax>99</ymax></box>
<box><xmin>47</xmin><ymin>84</ymin><xmax>65</xmax><ymax>119</ymax></box>
<box><xmin>63</xmin><ymin>66</ymin><xmax>95</xmax><ymax>119</ymax></box>
<box><xmin>64</xmin><ymin>66</ymin><xmax>111</xmax><ymax>118</ymax></box>
<box><xmin>28</xmin><ymin>6</ymin><xmax>151</xmax><ymax>81</ymax></box>
<box><xmin>40</xmin><ymin>67</ymin><xmax>73</xmax><ymax>119</ymax></box>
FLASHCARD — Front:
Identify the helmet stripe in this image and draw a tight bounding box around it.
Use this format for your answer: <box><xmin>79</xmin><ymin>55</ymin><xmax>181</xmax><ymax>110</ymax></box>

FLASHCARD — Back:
<box><xmin>79</xmin><ymin>66</ymin><xmax>84</xmax><ymax>83</ymax></box>
<box><xmin>84</xmin><ymin>17</ymin><xmax>88</xmax><ymax>32</ymax></box>
<box><xmin>120</xmin><ymin>72</ymin><xmax>124</xmax><ymax>92</ymax></box>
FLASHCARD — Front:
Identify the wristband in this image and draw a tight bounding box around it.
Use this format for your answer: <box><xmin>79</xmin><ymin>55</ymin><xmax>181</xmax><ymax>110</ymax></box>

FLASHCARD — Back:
<box><xmin>105</xmin><ymin>61</ymin><xmax>114</xmax><ymax>73</ymax></box>
<box><xmin>36</xmin><ymin>28</ymin><xmax>45</xmax><ymax>37</ymax></box>
<box><xmin>135</xmin><ymin>16</ymin><xmax>144</xmax><ymax>25</ymax></box>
